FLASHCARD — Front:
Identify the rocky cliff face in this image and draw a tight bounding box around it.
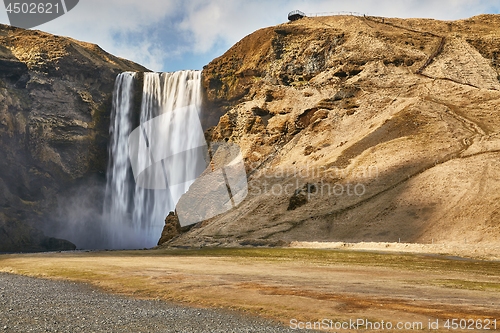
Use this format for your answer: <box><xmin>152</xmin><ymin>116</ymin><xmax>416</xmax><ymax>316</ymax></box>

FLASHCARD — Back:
<box><xmin>0</xmin><ymin>24</ymin><xmax>147</xmax><ymax>252</ymax></box>
<box><xmin>166</xmin><ymin>14</ymin><xmax>500</xmax><ymax>247</ymax></box>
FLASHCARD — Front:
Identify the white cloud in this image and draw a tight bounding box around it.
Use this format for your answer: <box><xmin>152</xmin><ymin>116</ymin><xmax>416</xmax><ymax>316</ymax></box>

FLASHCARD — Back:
<box><xmin>35</xmin><ymin>0</ymin><xmax>182</xmax><ymax>70</ymax></box>
<box><xmin>174</xmin><ymin>0</ymin><xmax>500</xmax><ymax>60</ymax></box>
<box><xmin>1</xmin><ymin>0</ymin><xmax>499</xmax><ymax>71</ymax></box>
<box><xmin>178</xmin><ymin>0</ymin><xmax>283</xmax><ymax>53</ymax></box>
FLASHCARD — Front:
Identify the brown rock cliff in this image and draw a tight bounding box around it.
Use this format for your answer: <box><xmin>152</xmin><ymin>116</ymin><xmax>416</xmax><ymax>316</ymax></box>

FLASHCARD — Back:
<box><xmin>167</xmin><ymin>14</ymin><xmax>500</xmax><ymax>247</ymax></box>
<box><xmin>0</xmin><ymin>24</ymin><xmax>147</xmax><ymax>252</ymax></box>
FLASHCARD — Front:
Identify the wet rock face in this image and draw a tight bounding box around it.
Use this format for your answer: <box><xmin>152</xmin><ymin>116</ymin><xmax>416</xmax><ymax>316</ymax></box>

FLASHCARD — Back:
<box><xmin>0</xmin><ymin>24</ymin><xmax>148</xmax><ymax>252</ymax></box>
<box><xmin>0</xmin><ymin>213</ymin><xmax>76</xmax><ymax>253</ymax></box>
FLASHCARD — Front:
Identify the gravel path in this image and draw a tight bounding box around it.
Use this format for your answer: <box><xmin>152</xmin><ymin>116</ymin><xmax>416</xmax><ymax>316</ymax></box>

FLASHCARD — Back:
<box><xmin>0</xmin><ymin>273</ymin><xmax>310</xmax><ymax>333</ymax></box>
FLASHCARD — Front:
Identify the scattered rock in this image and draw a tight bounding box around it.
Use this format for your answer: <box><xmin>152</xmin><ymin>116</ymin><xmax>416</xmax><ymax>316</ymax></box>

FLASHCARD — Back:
<box><xmin>304</xmin><ymin>145</ymin><xmax>315</xmax><ymax>156</ymax></box>
<box><xmin>264</xmin><ymin>90</ymin><xmax>275</xmax><ymax>102</ymax></box>
<box><xmin>157</xmin><ymin>212</ymin><xmax>181</xmax><ymax>246</ymax></box>
<box><xmin>251</xmin><ymin>106</ymin><xmax>270</xmax><ymax>117</ymax></box>
<box><xmin>287</xmin><ymin>191</ymin><xmax>307</xmax><ymax>211</ymax></box>
<box><xmin>332</xmin><ymin>87</ymin><xmax>360</xmax><ymax>101</ymax></box>
<box><xmin>287</xmin><ymin>184</ymin><xmax>316</xmax><ymax>211</ymax></box>
<box><xmin>297</xmin><ymin>108</ymin><xmax>319</xmax><ymax>128</ymax></box>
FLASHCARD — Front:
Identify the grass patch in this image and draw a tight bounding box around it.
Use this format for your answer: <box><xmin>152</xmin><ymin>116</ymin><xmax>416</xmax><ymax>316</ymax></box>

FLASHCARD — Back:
<box><xmin>430</xmin><ymin>279</ymin><xmax>500</xmax><ymax>291</ymax></box>
<box><xmin>13</xmin><ymin>246</ymin><xmax>493</xmax><ymax>284</ymax></box>
<box><xmin>2</xmin><ymin>248</ymin><xmax>500</xmax><ymax>276</ymax></box>
<box><xmin>141</xmin><ymin>247</ymin><xmax>500</xmax><ymax>275</ymax></box>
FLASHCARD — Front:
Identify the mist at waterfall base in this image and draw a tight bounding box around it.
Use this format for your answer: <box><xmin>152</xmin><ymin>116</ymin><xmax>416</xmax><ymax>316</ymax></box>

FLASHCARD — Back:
<box><xmin>52</xmin><ymin>70</ymin><xmax>208</xmax><ymax>250</ymax></box>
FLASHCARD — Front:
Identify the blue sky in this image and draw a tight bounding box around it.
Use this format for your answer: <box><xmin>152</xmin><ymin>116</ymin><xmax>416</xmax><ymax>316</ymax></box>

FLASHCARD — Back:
<box><xmin>1</xmin><ymin>0</ymin><xmax>500</xmax><ymax>72</ymax></box>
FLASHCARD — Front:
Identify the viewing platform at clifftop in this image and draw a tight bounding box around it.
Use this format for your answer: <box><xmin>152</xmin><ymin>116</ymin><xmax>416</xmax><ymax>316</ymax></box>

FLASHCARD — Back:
<box><xmin>288</xmin><ymin>10</ymin><xmax>363</xmax><ymax>21</ymax></box>
<box><xmin>288</xmin><ymin>10</ymin><xmax>305</xmax><ymax>21</ymax></box>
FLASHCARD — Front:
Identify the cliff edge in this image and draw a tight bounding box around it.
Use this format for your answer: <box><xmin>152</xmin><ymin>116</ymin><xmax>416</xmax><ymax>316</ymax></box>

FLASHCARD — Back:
<box><xmin>0</xmin><ymin>24</ymin><xmax>147</xmax><ymax>252</ymax></box>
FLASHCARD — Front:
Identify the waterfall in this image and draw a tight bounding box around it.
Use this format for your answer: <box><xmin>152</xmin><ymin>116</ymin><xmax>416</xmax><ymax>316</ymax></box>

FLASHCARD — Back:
<box><xmin>103</xmin><ymin>70</ymin><xmax>207</xmax><ymax>249</ymax></box>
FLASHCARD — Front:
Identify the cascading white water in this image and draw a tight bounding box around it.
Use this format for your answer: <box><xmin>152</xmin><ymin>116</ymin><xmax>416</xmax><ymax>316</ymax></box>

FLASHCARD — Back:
<box><xmin>103</xmin><ymin>72</ymin><xmax>136</xmax><ymax>249</ymax></box>
<box><xmin>103</xmin><ymin>70</ymin><xmax>206</xmax><ymax>249</ymax></box>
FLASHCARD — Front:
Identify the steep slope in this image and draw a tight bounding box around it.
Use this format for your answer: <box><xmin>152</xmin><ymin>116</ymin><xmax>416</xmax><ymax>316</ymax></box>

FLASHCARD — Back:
<box><xmin>168</xmin><ymin>14</ymin><xmax>500</xmax><ymax>247</ymax></box>
<box><xmin>0</xmin><ymin>24</ymin><xmax>147</xmax><ymax>252</ymax></box>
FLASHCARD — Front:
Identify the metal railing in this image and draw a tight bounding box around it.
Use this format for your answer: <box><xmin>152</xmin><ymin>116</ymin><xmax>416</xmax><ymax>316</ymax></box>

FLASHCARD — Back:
<box><xmin>288</xmin><ymin>10</ymin><xmax>364</xmax><ymax>21</ymax></box>
<box><xmin>307</xmin><ymin>11</ymin><xmax>363</xmax><ymax>17</ymax></box>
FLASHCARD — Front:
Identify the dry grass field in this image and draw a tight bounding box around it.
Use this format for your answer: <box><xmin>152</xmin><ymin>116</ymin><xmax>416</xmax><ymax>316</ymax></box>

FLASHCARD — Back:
<box><xmin>1</xmin><ymin>247</ymin><xmax>499</xmax><ymax>332</ymax></box>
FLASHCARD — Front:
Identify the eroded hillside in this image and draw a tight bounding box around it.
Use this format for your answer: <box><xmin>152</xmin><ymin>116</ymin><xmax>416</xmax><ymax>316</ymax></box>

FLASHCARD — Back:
<box><xmin>168</xmin><ymin>14</ymin><xmax>500</xmax><ymax>247</ymax></box>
